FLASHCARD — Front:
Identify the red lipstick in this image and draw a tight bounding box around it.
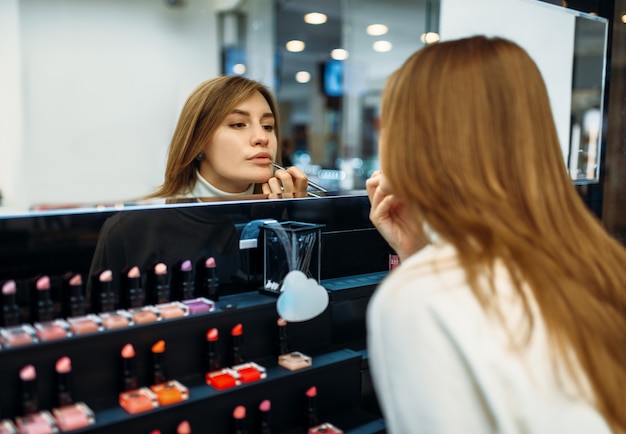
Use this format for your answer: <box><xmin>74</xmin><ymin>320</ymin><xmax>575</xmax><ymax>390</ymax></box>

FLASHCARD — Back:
<box><xmin>306</xmin><ymin>386</ymin><xmax>318</xmax><ymax>428</ymax></box>
<box><xmin>231</xmin><ymin>323</ymin><xmax>245</xmax><ymax>365</ymax></box>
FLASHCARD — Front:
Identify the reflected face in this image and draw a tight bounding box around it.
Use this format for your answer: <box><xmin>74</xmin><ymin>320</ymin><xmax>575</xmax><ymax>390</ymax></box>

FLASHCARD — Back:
<box><xmin>199</xmin><ymin>91</ymin><xmax>277</xmax><ymax>193</ymax></box>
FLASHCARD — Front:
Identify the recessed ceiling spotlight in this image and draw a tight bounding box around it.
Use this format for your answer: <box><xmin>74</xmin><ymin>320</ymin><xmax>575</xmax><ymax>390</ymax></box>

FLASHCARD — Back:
<box><xmin>286</xmin><ymin>40</ymin><xmax>306</xmax><ymax>52</ymax></box>
<box><xmin>232</xmin><ymin>63</ymin><xmax>246</xmax><ymax>75</ymax></box>
<box><xmin>304</xmin><ymin>12</ymin><xmax>327</xmax><ymax>25</ymax></box>
<box><xmin>621</xmin><ymin>12</ymin><xmax>626</xmax><ymax>24</ymax></box>
<box><xmin>367</xmin><ymin>24</ymin><xmax>388</xmax><ymax>36</ymax></box>
<box><xmin>420</xmin><ymin>32</ymin><xmax>440</xmax><ymax>44</ymax></box>
<box><xmin>373</xmin><ymin>40</ymin><xmax>393</xmax><ymax>52</ymax></box>
<box><xmin>295</xmin><ymin>71</ymin><xmax>311</xmax><ymax>83</ymax></box>
<box><xmin>331</xmin><ymin>48</ymin><xmax>349</xmax><ymax>60</ymax></box>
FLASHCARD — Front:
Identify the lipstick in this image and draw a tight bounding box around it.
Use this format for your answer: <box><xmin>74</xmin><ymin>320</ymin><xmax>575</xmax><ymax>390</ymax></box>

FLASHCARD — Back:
<box><xmin>259</xmin><ymin>399</ymin><xmax>272</xmax><ymax>434</ymax></box>
<box><xmin>233</xmin><ymin>405</ymin><xmax>247</xmax><ymax>434</ymax></box>
<box><xmin>121</xmin><ymin>343</ymin><xmax>138</xmax><ymax>392</ymax></box>
<box><xmin>306</xmin><ymin>386</ymin><xmax>318</xmax><ymax>428</ymax></box>
<box><xmin>178</xmin><ymin>259</ymin><xmax>195</xmax><ymax>300</ymax></box>
<box><xmin>20</xmin><ymin>364</ymin><xmax>38</xmax><ymax>415</ymax></box>
<box><xmin>177</xmin><ymin>420</ymin><xmax>191</xmax><ymax>434</ymax></box>
<box><xmin>151</xmin><ymin>263</ymin><xmax>170</xmax><ymax>304</ymax></box>
<box><xmin>277</xmin><ymin>317</ymin><xmax>289</xmax><ymax>355</ymax></box>
<box><xmin>231</xmin><ymin>323</ymin><xmax>245</xmax><ymax>365</ymax></box>
<box><xmin>55</xmin><ymin>356</ymin><xmax>73</xmax><ymax>407</ymax></box>
<box><xmin>151</xmin><ymin>340</ymin><xmax>167</xmax><ymax>385</ymax></box>
<box><xmin>125</xmin><ymin>266</ymin><xmax>145</xmax><ymax>308</ymax></box>
<box><xmin>206</xmin><ymin>328</ymin><xmax>221</xmax><ymax>372</ymax></box>
<box><xmin>67</xmin><ymin>273</ymin><xmax>86</xmax><ymax>317</ymax></box>
<box><xmin>202</xmin><ymin>257</ymin><xmax>219</xmax><ymax>301</ymax></box>
<box><xmin>94</xmin><ymin>269</ymin><xmax>115</xmax><ymax>313</ymax></box>
<box><xmin>35</xmin><ymin>275</ymin><xmax>54</xmax><ymax>322</ymax></box>
<box><xmin>2</xmin><ymin>279</ymin><xmax>20</xmax><ymax>327</ymax></box>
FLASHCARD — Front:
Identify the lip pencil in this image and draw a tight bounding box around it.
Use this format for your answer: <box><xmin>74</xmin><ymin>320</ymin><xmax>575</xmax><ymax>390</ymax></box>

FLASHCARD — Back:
<box><xmin>271</xmin><ymin>162</ymin><xmax>328</xmax><ymax>193</ymax></box>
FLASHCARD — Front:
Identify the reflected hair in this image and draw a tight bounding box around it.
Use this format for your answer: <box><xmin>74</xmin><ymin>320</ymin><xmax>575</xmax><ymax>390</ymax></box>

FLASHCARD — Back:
<box><xmin>381</xmin><ymin>35</ymin><xmax>626</xmax><ymax>432</ymax></box>
<box><xmin>149</xmin><ymin>76</ymin><xmax>281</xmax><ymax>198</ymax></box>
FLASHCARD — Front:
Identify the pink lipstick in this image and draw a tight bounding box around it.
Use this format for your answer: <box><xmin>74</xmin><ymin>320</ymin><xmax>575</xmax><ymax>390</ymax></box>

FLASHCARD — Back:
<box><xmin>125</xmin><ymin>266</ymin><xmax>145</xmax><ymax>308</ymax></box>
<box><xmin>259</xmin><ymin>399</ymin><xmax>272</xmax><ymax>434</ymax></box>
<box><xmin>35</xmin><ymin>275</ymin><xmax>54</xmax><ymax>322</ymax></box>
<box><xmin>20</xmin><ymin>364</ymin><xmax>38</xmax><ymax>415</ymax></box>
<box><xmin>121</xmin><ymin>343</ymin><xmax>138</xmax><ymax>392</ymax></box>
<box><xmin>233</xmin><ymin>405</ymin><xmax>247</xmax><ymax>434</ymax></box>
<box><xmin>202</xmin><ymin>257</ymin><xmax>219</xmax><ymax>301</ymax></box>
<box><xmin>55</xmin><ymin>356</ymin><xmax>73</xmax><ymax>407</ymax></box>
<box><xmin>151</xmin><ymin>263</ymin><xmax>170</xmax><ymax>304</ymax></box>
<box><xmin>94</xmin><ymin>269</ymin><xmax>115</xmax><ymax>313</ymax></box>
<box><xmin>67</xmin><ymin>273</ymin><xmax>86</xmax><ymax>317</ymax></box>
<box><xmin>2</xmin><ymin>279</ymin><xmax>20</xmax><ymax>326</ymax></box>
<box><xmin>178</xmin><ymin>259</ymin><xmax>195</xmax><ymax>300</ymax></box>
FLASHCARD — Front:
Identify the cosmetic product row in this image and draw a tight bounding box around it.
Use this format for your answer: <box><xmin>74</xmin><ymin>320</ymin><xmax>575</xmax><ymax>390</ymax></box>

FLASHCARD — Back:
<box><xmin>0</xmin><ymin>256</ymin><xmax>219</xmax><ymax>327</ymax></box>
<box><xmin>1</xmin><ymin>357</ymin><xmax>95</xmax><ymax>433</ymax></box>
<box><xmin>0</xmin><ymin>297</ymin><xmax>215</xmax><ymax>350</ymax></box>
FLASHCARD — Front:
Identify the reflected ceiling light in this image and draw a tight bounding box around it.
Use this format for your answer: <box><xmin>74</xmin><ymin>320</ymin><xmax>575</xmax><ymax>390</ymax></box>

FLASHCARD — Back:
<box><xmin>232</xmin><ymin>63</ymin><xmax>246</xmax><ymax>75</ymax></box>
<box><xmin>373</xmin><ymin>40</ymin><xmax>393</xmax><ymax>52</ymax></box>
<box><xmin>621</xmin><ymin>12</ymin><xmax>626</xmax><ymax>24</ymax></box>
<box><xmin>295</xmin><ymin>71</ymin><xmax>311</xmax><ymax>83</ymax></box>
<box><xmin>331</xmin><ymin>48</ymin><xmax>349</xmax><ymax>60</ymax></box>
<box><xmin>420</xmin><ymin>32</ymin><xmax>440</xmax><ymax>44</ymax></box>
<box><xmin>286</xmin><ymin>40</ymin><xmax>306</xmax><ymax>52</ymax></box>
<box><xmin>304</xmin><ymin>12</ymin><xmax>327</xmax><ymax>25</ymax></box>
<box><xmin>367</xmin><ymin>24</ymin><xmax>388</xmax><ymax>36</ymax></box>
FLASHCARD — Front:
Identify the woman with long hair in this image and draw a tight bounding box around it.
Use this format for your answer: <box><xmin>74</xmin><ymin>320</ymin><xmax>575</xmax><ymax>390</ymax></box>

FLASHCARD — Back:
<box><xmin>366</xmin><ymin>36</ymin><xmax>626</xmax><ymax>433</ymax></box>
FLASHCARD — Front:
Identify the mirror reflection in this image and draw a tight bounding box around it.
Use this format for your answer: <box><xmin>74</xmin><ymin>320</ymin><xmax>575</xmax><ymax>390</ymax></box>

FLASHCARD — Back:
<box><xmin>0</xmin><ymin>0</ymin><xmax>432</xmax><ymax>212</ymax></box>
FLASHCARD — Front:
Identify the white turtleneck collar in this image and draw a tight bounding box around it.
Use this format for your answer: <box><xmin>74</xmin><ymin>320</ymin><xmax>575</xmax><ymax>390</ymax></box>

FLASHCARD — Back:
<box><xmin>179</xmin><ymin>170</ymin><xmax>255</xmax><ymax>198</ymax></box>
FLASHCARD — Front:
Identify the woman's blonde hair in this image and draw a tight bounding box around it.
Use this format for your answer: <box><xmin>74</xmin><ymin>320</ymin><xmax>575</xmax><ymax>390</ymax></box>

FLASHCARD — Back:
<box><xmin>381</xmin><ymin>36</ymin><xmax>626</xmax><ymax>432</ymax></box>
<box><xmin>149</xmin><ymin>76</ymin><xmax>281</xmax><ymax>198</ymax></box>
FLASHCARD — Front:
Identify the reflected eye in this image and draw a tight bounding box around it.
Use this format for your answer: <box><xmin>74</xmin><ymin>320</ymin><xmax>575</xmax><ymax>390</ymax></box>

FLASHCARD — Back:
<box><xmin>230</xmin><ymin>122</ymin><xmax>246</xmax><ymax>128</ymax></box>
<box><xmin>263</xmin><ymin>125</ymin><xmax>275</xmax><ymax>132</ymax></box>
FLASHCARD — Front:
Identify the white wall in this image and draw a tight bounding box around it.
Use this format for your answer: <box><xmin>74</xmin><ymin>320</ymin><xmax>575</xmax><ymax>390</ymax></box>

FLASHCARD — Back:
<box><xmin>439</xmin><ymin>0</ymin><xmax>576</xmax><ymax>162</ymax></box>
<box><xmin>1</xmin><ymin>0</ymin><xmax>220</xmax><ymax>210</ymax></box>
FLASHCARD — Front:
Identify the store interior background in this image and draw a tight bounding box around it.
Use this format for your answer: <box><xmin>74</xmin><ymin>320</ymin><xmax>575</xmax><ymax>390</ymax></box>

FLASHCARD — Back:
<box><xmin>0</xmin><ymin>0</ymin><xmax>624</xmax><ymax>244</ymax></box>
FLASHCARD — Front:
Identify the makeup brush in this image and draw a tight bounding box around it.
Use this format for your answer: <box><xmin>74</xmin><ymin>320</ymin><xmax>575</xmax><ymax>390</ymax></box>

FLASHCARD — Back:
<box><xmin>272</xmin><ymin>162</ymin><xmax>328</xmax><ymax>195</ymax></box>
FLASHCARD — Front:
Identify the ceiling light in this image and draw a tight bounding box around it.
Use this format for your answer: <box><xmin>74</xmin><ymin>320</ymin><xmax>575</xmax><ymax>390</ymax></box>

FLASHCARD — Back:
<box><xmin>331</xmin><ymin>48</ymin><xmax>349</xmax><ymax>60</ymax></box>
<box><xmin>286</xmin><ymin>40</ymin><xmax>306</xmax><ymax>52</ymax></box>
<box><xmin>621</xmin><ymin>13</ymin><xmax>626</xmax><ymax>24</ymax></box>
<box><xmin>373</xmin><ymin>40</ymin><xmax>392</xmax><ymax>52</ymax></box>
<box><xmin>367</xmin><ymin>24</ymin><xmax>388</xmax><ymax>36</ymax></box>
<box><xmin>420</xmin><ymin>32</ymin><xmax>440</xmax><ymax>44</ymax></box>
<box><xmin>295</xmin><ymin>71</ymin><xmax>311</xmax><ymax>83</ymax></box>
<box><xmin>232</xmin><ymin>63</ymin><xmax>246</xmax><ymax>75</ymax></box>
<box><xmin>304</xmin><ymin>12</ymin><xmax>327</xmax><ymax>25</ymax></box>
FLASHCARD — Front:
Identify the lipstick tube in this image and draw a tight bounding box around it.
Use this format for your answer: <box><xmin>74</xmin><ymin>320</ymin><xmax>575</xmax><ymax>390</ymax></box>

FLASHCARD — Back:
<box><xmin>125</xmin><ymin>266</ymin><xmax>145</xmax><ymax>309</ymax></box>
<box><xmin>67</xmin><ymin>273</ymin><xmax>86</xmax><ymax>317</ymax></box>
<box><xmin>94</xmin><ymin>269</ymin><xmax>115</xmax><ymax>313</ymax></box>
<box><xmin>55</xmin><ymin>356</ymin><xmax>73</xmax><ymax>407</ymax></box>
<box><xmin>34</xmin><ymin>275</ymin><xmax>54</xmax><ymax>322</ymax></box>
<box><xmin>231</xmin><ymin>323</ymin><xmax>245</xmax><ymax>366</ymax></box>
<box><xmin>202</xmin><ymin>257</ymin><xmax>219</xmax><ymax>301</ymax></box>
<box><xmin>151</xmin><ymin>340</ymin><xmax>167</xmax><ymax>385</ymax></box>
<box><xmin>151</xmin><ymin>263</ymin><xmax>170</xmax><ymax>305</ymax></box>
<box><xmin>121</xmin><ymin>343</ymin><xmax>138</xmax><ymax>392</ymax></box>
<box><xmin>2</xmin><ymin>279</ymin><xmax>20</xmax><ymax>327</ymax></box>
<box><xmin>206</xmin><ymin>328</ymin><xmax>221</xmax><ymax>372</ymax></box>
<box><xmin>178</xmin><ymin>259</ymin><xmax>195</xmax><ymax>300</ymax></box>
<box><xmin>20</xmin><ymin>364</ymin><xmax>38</xmax><ymax>415</ymax></box>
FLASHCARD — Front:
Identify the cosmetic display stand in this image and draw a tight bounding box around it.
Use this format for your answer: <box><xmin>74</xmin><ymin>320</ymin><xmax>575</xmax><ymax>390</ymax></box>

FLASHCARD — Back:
<box><xmin>0</xmin><ymin>195</ymin><xmax>391</xmax><ymax>433</ymax></box>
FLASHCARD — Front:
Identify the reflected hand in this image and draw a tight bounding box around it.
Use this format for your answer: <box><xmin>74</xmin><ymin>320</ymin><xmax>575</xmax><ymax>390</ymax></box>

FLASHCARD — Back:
<box><xmin>366</xmin><ymin>170</ymin><xmax>428</xmax><ymax>261</ymax></box>
<box><xmin>262</xmin><ymin>165</ymin><xmax>308</xmax><ymax>198</ymax></box>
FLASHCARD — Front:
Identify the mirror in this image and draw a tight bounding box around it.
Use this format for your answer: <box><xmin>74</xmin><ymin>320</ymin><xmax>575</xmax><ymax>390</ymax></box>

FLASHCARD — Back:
<box><xmin>0</xmin><ymin>0</ymin><xmax>433</xmax><ymax>212</ymax></box>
